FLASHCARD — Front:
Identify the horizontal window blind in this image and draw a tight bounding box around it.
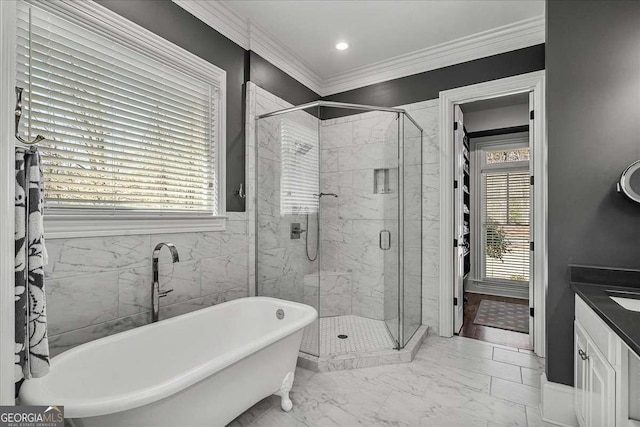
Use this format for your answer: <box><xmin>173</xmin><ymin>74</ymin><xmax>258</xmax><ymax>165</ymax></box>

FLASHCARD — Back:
<box><xmin>280</xmin><ymin>118</ymin><xmax>319</xmax><ymax>215</ymax></box>
<box><xmin>483</xmin><ymin>170</ymin><xmax>530</xmax><ymax>282</ymax></box>
<box><xmin>16</xmin><ymin>3</ymin><xmax>219</xmax><ymax>214</ymax></box>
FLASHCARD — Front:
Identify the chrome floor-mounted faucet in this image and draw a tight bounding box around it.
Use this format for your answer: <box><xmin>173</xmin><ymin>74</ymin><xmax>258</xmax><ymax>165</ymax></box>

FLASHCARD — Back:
<box><xmin>152</xmin><ymin>242</ymin><xmax>179</xmax><ymax>322</ymax></box>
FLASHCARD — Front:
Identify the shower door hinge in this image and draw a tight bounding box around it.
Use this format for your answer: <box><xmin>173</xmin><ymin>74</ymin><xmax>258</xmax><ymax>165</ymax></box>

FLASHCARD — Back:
<box><xmin>454</xmin><ymin>297</ymin><xmax>459</xmax><ymax>306</ymax></box>
<box><xmin>454</xmin><ymin>180</ymin><xmax>458</xmax><ymax>189</ymax></box>
<box><xmin>530</xmin><ymin>110</ymin><xmax>535</xmax><ymax>120</ymax></box>
<box><xmin>530</xmin><ymin>307</ymin><xmax>535</xmax><ymax>317</ymax></box>
<box><xmin>530</xmin><ymin>241</ymin><xmax>534</xmax><ymax>251</ymax></box>
<box><xmin>454</xmin><ymin>121</ymin><xmax>458</xmax><ymax>131</ymax></box>
<box><xmin>530</xmin><ymin>176</ymin><xmax>534</xmax><ymax>185</ymax></box>
<box><xmin>453</xmin><ymin>238</ymin><xmax>458</xmax><ymax>248</ymax></box>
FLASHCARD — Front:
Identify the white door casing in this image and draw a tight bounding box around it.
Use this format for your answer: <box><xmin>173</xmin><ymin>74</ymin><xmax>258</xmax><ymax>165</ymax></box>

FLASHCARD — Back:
<box><xmin>528</xmin><ymin>90</ymin><xmax>535</xmax><ymax>349</ymax></box>
<box><xmin>439</xmin><ymin>71</ymin><xmax>547</xmax><ymax>358</ymax></box>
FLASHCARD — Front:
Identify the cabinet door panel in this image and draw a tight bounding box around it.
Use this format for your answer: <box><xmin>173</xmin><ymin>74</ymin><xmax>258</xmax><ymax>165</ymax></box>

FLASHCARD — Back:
<box><xmin>587</xmin><ymin>339</ymin><xmax>615</xmax><ymax>427</ymax></box>
<box><xmin>575</xmin><ymin>321</ymin><xmax>589</xmax><ymax>427</ymax></box>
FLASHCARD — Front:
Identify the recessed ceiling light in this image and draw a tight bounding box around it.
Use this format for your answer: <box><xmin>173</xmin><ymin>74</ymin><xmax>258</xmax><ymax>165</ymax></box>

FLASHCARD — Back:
<box><xmin>335</xmin><ymin>42</ymin><xmax>349</xmax><ymax>51</ymax></box>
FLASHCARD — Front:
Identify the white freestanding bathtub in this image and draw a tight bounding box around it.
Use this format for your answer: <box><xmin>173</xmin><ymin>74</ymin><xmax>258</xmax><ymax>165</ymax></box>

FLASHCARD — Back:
<box><xmin>19</xmin><ymin>297</ymin><xmax>317</xmax><ymax>427</ymax></box>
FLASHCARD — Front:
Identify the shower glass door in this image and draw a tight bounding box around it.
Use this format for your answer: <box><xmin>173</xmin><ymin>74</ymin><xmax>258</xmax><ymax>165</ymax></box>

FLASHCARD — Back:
<box><xmin>382</xmin><ymin>113</ymin><xmax>401</xmax><ymax>347</ymax></box>
<box><xmin>402</xmin><ymin>115</ymin><xmax>423</xmax><ymax>346</ymax></box>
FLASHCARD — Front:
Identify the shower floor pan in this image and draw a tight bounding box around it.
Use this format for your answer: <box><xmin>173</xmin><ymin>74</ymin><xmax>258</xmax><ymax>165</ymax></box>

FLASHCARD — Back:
<box><xmin>297</xmin><ymin>315</ymin><xmax>428</xmax><ymax>372</ymax></box>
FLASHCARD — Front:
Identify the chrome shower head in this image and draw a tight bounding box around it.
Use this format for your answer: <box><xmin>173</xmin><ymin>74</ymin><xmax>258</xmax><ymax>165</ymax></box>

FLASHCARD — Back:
<box><xmin>294</xmin><ymin>141</ymin><xmax>313</xmax><ymax>155</ymax></box>
<box><xmin>316</xmin><ymin>192</ymin><xmax>339</xmax><ymax>198</ymax></box>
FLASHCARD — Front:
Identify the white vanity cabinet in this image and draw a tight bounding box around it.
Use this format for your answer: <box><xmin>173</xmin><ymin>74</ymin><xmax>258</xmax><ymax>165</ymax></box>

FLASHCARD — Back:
<box><xmin>575</xmin><ymin>295</ymin><xmax>640</xmax><ymax>427</ymax></box>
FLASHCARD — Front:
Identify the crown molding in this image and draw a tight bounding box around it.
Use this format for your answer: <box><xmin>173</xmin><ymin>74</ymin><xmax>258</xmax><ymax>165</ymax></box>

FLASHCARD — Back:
<box><xmin>322</xmin><ymin>16</ymin><xmax>545</xmax><ymax>95</ymax></box>
<box><xmin>173</xmin><ymin>0</ymin><xmax>323</xmax><ymax>94</ymax></box>
<box><xmin>173</xmin><ymin>0</ymin><xmax>249</xmax><ymax>49</ymax></box>
<box><xmin>248</xmin><ymin>21</ymin><xmax>323</xmax><ymax>95</ymax></box>
<box><xmin>173</xmin><ymin>1</ymin><xmax>544</xmax><ymax>97</ymax></box>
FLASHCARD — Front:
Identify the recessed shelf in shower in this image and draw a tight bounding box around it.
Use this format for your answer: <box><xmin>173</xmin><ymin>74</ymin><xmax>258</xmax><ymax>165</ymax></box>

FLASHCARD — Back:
<box><xmin>374</xmin><ymin>168</ymin><xmax>391</xmax><ymax>194</ymax></box>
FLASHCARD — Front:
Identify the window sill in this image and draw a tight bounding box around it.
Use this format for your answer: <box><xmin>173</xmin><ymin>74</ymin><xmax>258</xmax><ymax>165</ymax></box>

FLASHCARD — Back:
<box><xmin>43</xmin><ymin>214</ymin><xmax>228</xmax><ymax>239</ymax></box>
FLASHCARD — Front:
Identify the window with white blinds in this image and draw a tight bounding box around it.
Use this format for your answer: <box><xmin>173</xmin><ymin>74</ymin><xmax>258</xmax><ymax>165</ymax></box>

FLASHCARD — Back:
<box><xmin>483</xmin><ymin>170</ymin><xmax>530</xmax><ymax>282</ymax></box>
<box><xmin>280</xmin><ymin>118</ymin><xmax>319</xmax><ymax>215</ymax></box>
<box><xmin>15</xmin><ymin>2</ymin><xmax>224</xmax><ymax>216</ymax></box>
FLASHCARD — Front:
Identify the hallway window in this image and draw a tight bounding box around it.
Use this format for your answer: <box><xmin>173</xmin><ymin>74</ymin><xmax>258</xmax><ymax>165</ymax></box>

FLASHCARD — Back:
<box><xmin>476</xmin><ymin>142</ymin><xmax>530</xmax><ymax>283</ymax></box>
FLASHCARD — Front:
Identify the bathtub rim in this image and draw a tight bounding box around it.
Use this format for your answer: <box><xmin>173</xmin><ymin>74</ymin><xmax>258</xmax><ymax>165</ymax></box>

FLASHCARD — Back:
<box><xmin>19</xmin><ymin>297</ymin><xmax>317</xmax><ymax>418</ymax></box>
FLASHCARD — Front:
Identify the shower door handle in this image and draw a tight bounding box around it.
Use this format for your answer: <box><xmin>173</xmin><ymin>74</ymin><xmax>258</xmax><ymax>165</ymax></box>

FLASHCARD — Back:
<box><xmin>379</xmin><ymin>230</ymin><xmax>391</xmax><ymax>250</ymax></box>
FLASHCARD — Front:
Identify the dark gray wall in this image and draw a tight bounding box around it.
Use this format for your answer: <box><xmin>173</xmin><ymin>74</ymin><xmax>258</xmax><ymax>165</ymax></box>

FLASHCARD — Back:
<box><xmin>547</xmin><ymin>0</ymin><xmax>640</xmax><ymax>385</ymax></box>
<box><xmin>96</xmin><ymin>0</ymin><xmax>248</xmax><ymax>211</ymax></box>
<box><xmin>321</xmin><ymin>45</ymin><xmax>545</xmax><ymax>118</ymax></box>
<box><xmin>95</xmin><ymin>0</ymin><xmax>319</xmax><ymax>211</ymax></box>
<box><xmin>249</xmin><ymin>52</ymin><xmax>319</xmax><ymax>107</ymax></box>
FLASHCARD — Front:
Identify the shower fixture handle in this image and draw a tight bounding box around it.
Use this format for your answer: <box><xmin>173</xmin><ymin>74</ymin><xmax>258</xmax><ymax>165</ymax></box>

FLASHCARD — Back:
<box><xmin>290</xmin><ymin>223</ymin><xmax>306</xmax><ymax>239</ymax></box>
<box><xmin>158</xmin><ymin>289</ymin><xmax>174</xmax><ymax>298</ymax></box>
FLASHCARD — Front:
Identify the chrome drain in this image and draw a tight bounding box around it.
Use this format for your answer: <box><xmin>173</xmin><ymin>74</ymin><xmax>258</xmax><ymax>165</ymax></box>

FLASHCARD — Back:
<box><xmin>337</xmin><ymin>334</ymin><xmax>348</xmax><ymax>339</ymax></box>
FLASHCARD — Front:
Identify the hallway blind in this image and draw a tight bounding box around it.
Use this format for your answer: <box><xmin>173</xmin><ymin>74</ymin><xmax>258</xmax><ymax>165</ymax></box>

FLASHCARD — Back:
<box><xmin>15</xmin><ymin>3</ymin><xmax>221</xmax><ymax>214</ymax></box>
<box><xmin>280</xmin><ymin>118</ymin><xmax>319</xmax><ymax>215</ymax></box>
<box><xmin>483</xmin><ymin>170</ymin><xmax>530</xmax><ymax>282</ymax></box>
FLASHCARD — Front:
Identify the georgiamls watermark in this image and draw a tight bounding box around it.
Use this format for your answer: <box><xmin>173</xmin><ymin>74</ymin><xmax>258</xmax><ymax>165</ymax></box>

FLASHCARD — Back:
<box><xmin>0</xmin><ymin>406</ymin><xmax>64</xmax><ymax>427</ymax></box>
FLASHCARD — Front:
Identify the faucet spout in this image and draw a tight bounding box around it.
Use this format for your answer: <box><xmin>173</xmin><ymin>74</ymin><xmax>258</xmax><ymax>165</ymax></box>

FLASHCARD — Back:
<box><xmin>153</xmin><ymin>242</ymin><xmax>179</xmax><ymax>263</ymax></box>
<box><xmin>151</xmin><ymin>242</ymin><xmax>180</xmax><ymax>323</ymax></box>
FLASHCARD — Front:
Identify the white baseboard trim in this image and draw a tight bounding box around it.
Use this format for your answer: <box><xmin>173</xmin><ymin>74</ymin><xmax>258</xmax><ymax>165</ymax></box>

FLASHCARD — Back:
<box><xmin>540</xmin><ymin>373</ymin><xmax>578</xmax><ymax>427</ymax></box>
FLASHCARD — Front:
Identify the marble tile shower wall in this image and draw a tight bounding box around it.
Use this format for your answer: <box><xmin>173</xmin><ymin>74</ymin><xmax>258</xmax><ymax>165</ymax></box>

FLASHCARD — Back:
<box><xmin>44</xmin><ymin>212</ymin><xmax>249</xmax><ymax>356</ymax></box>
<box><xmin>253</xmin><ymin>88</ymin><xmax>321</xmax><ymax>312</ymax></box>
<box><xmin>247</xmin><ymin>83</ymin><xmax>440</xmax><ymax>333</ymax></box>
<box><xmin>319</xmin><ymin>113</ymin><xmax>398</xmax><ymax>321</ymax></box>
<box><xmin>320</xmin><ymin>99</ymin><xmax>440</xmax><ymax>332</ymax></box>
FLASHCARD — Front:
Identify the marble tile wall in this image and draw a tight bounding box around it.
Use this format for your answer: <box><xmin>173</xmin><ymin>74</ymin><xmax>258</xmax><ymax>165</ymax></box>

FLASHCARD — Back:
<box><xmin>45</xmin><ymin>212</ymin><xmax>249</xmax><ymax>356</ymax></box>
<box><xmin>303</xmin><ymin>271</ymin><xmax>352</xmax><ymax>317</ymax></box>
<box><xmin>250</xmin><ymin>84</ymin><xmax>321</xmax><ymax>316</ymax></box>
<box><xmin>319</xmin><ymin>112</ymin><xmax>398</xmax><ymax>321</ymax></box>
<box><xmin>248</xmin><ymin>83</ymin><xmax>441</xmax><ymax>335</ymax></box>
<box><xmin>399</xmin><ymin>100</ymin><xmax>441</xmax><ymax>332</ymax></box>
<box><xmin>320</xmin><ymin>99</ymin><xmax>441</xmax><ymax>333</ymax></box>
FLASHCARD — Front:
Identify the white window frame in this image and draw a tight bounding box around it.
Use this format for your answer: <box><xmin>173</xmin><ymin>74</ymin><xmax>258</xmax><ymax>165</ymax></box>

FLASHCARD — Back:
<box><xmin>470</xmin><ymin>135</ymin><xmax>530</xmax><ymax>292</ymax></box>
<box><xmin>20</xmin><ymin>0</ymin><xmax>227</xmax><ymax>238</ymax></box>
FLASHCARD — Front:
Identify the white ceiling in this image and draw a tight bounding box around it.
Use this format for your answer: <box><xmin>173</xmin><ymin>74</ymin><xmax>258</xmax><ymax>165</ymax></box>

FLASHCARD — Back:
<box><xmin>222</xmin><ymin>1</ymin><xmax>544</xmax><ymax>79</ymax></box>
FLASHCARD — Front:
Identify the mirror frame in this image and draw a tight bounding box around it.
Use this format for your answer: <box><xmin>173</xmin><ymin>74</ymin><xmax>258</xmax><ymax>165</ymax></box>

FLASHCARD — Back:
<box><xmin>619</xmin><ymin>160</ymin><xmax>640</xmax><ymax>204</ymax></box>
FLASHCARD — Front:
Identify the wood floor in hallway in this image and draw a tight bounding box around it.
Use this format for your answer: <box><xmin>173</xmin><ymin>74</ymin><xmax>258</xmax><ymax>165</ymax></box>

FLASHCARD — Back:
<box><xmin>459</xmin><ymin>292</ymin><xmax>532</xmax><ymax>350</ymax></box>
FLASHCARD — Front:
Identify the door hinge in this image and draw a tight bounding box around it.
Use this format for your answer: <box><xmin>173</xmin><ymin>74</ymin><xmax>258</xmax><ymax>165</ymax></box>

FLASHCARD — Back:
<box><xmin>454</xmin><ymin>121</ymin><xmax>458</xmax><ymax>131</ymax></box>
<box><xmin>454</xmin><ymin>238</ymin><xmax>458</xmax><ymax>248</ymax></box>
<box><xmin>530</xmin><ymin>176</ymin><xmax>534</xmax><ymax>185</ymax></box>
<box><xmin>454</xmin><ymin>180</ymin><xmax>458</xmax><ymax>189</ymax></box>
<box><xmin>530</xmin><ymin>241</ymin><xmax>534</xmax><ymax>251</ymax></box>
<box><xmin>454</xmin><ymin>297</ymin><xmax>459</xmax><ymax>306</ymax></box>
<box><xmin>530</xmin><ymin>307</ymin><xmax>534</xmax><ymax>317</ymax></box>
<box><xmin>530</xmin><ymin>110</ymin><xmax>534</xmax><ymax>120</ymax></box>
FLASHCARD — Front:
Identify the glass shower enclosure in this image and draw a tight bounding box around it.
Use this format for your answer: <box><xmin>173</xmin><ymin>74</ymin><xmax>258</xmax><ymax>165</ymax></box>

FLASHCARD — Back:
<box><xmin>255</xmin><ymin>101</ymin><xmax>422</xmax><ymax>358</ymax></box>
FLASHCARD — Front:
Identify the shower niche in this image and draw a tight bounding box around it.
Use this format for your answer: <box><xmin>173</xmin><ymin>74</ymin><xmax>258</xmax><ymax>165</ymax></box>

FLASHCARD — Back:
<box><xmin>373</xmin><ymin>168</ymin><xmax>391</xmax><ymax>194</ymax></box>
<box><xmin>255</xmin><ymin>101</ymin><xmax>426</xmax><ymax>371</ymax></box>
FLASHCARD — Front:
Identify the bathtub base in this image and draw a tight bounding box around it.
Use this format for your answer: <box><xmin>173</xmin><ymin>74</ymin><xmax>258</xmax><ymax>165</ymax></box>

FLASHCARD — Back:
<box><xmin>297</xmin><ymin>325</ymin><xmax>428</xmax><ymax>372</ymax></box>
<box><xmin>71</xmin><ymin>332</ymin><xmax>303</xmax><ymax>427</ymax></box>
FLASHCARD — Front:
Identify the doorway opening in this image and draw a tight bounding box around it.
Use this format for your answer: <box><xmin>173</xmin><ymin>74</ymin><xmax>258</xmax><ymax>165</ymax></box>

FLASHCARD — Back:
<box><xmin>453</xmin><ymin>93</ymin><xmax>533</xmax><ymax>350</ymax></box>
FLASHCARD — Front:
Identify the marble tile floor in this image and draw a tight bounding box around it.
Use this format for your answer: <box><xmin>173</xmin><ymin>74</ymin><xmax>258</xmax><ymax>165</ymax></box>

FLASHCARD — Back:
<box><xmin>300</xmin><ymin>315</ymin><xmax>396</xmax><ymax>356</ymax></box>
<box><xmin>229</xmin><ymin>334</ymin><xmax>552</xmax><ymax>427</ymax></box>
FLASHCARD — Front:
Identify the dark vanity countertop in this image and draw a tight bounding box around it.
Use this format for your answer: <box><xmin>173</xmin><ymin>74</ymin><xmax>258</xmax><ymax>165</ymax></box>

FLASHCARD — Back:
<box><xmin>571</xmin><ymin>282</ymin><xmax>640</xmax><ymax>357</ymax></box>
